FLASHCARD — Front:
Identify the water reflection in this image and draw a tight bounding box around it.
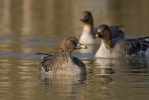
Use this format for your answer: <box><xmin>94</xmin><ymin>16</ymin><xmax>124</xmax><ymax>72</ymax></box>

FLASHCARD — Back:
<box><xmin>0</xmin><ymin>57</ymin><xmax>38</xmax><ymax>100</ymax></box>
<box><xmin>92</xmin><ymin>57</ymin><xmax>149</xmax><ymax>89</ymax></box>
<box><xmin>95</xmin><ymin>57</ymin><xmax>149</xmax><ymax>73</ymax></box>
<box><xmin>88</xmin><ymin>57</ymin><xmax>149</xmax><ymax>99</ymax></box>
<box><xmin>40</xmin><ymin>75</ymin><xmax>86</xmax><ymax>85</ymax></box>
<box><xmin>39</xmin><ymin>74</ymin><xmax>87</xmax><ymax>97</ymax></box>
<box><xmin>1</xmin><ymin>52</ymin><xmax>149</xmax><ymax>100</ymax></box>
<box><xmin>1</xmin><ymin>0</ymin><xmax>11</xmax><ymax>35</ymax></box>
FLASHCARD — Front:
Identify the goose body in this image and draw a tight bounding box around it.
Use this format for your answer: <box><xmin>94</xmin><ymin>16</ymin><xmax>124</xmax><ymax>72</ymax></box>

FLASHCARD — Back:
<box><xmin>95</xmin><ymin>24</ymin><xmax>149</xmax><ymax>58</ymax></box>
<box><xmin>79</xmin><ymin>11</ymin><xmax>125</xmax><ymax>44</ymax></box>
<box><xmin>37</xmin><ymin>36</ymin><xmax>87</xmax><ymax>75</ymax></box>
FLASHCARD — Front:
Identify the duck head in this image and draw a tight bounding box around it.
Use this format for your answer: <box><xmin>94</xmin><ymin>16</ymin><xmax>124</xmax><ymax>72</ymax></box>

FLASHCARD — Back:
<box><xmin>59</xmin><ymin>36</ymin><xmax>87</xmax><ymax>52</ymax></box>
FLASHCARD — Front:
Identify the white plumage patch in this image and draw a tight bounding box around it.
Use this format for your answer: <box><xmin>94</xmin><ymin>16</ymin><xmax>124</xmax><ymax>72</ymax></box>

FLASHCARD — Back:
<box><xmin>79</xmin><ymin>25</ymin><xmax>95</xmax><ymax>44</ymax></box>
<box><xmin>98</xmin><ymin>30</ymin><xmax>101</xmax><ymax>33</ymax></box>
<box><xmin>95</xmin><ymin>40</ymin><xmax>112</xmax><ymax>58</ymax></box>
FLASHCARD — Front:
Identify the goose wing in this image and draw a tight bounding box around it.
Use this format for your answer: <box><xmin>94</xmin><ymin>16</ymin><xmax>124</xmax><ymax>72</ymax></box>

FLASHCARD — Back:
<box><xmin>109</xmin><ymin>26</ymin><xmax>125</xmax><ymax>39</ymax></box>
<box><xmin>113</xmin><ymin>37</ymin><xmax>149</xmax><ymax>57</ymax></box>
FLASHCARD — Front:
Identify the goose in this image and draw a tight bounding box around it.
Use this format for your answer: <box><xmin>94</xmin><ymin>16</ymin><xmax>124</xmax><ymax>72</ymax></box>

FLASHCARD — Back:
<box><xmin>79</xmin><ymin>11</ymin><xmax>125</xmax><ymax>44</ymax></box>
<box><xmin>36</xmin><ymin>36</ymin><xmax>87</xmax><ymax>75</ymax></box>
<box><xmin>95</xmin><ymin>24</ymin><xmax>149</xmax><ymax>58</ymax></box>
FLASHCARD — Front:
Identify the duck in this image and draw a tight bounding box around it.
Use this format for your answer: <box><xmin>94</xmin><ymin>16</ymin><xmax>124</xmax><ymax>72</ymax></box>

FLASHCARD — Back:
<box><xmin>79</xmin><ymin>11</ymin><xmax>125</xmax><ymax>44</ymax></box>
<box><xmin>36</xmin><ymin>36</ymin><xmax>87</xmax><ymax>75</ymax></box>
<box><xmin>95</xmin><ymin>24</ymin><xmax>149</xmax><ymax>58</ymax></box>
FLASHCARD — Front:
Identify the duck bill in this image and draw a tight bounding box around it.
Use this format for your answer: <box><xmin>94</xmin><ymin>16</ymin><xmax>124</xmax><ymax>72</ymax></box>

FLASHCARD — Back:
<box><xmin>76</xmin><ymin>43</ymin><xmax>88</xmax><ymax>49</ymax></box>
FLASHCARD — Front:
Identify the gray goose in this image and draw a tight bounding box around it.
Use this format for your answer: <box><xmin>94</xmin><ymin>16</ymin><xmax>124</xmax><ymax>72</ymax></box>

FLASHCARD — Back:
<box><xmin>36</xmin><ymin>36</ymin><xmax>87</xmax><ymax>75</ymax></box>
<box><xmin>95</xmin><ymin>24</ymin><xmax>149</xmax><ymax>58</ymax></box>
<box><xmin>79</xmin><ymin>11</ymin><xmax>125</xmax><ymax>44</ymax></box>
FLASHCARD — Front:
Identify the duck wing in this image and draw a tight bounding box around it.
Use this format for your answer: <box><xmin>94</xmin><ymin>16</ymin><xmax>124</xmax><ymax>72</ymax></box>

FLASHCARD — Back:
<box><xmin>37</xmin><ymin>53</ymin><xmax>60</xmax><ymax>72</ymax></box>
<box><xmin>72</xmin><ymin>56</ymin><xmax>87</xmax><ymax>74</ymax></box>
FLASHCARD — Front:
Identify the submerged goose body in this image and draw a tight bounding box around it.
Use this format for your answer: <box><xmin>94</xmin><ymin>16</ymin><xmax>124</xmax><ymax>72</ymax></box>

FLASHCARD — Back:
<box><xmin>79</xmin><ymin>11</ymin><xmax>125</xmax><ymax>44</ymax></box>
<box><xmin>37</xmin><ymin>36</ymin><xmax>87</xmax><ymax>75</ymax></box>
<box><xmin>95</xmin><ymin>24</ymin><xmax>149</xmax><ymax>58</ymax></box>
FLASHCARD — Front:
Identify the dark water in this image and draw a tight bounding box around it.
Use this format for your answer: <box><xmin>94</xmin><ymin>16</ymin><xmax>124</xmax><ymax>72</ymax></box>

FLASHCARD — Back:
<box><xmin>0</xmin><ymin>0</ymin><xmax>149</xmax><ymax>100</ymax></box>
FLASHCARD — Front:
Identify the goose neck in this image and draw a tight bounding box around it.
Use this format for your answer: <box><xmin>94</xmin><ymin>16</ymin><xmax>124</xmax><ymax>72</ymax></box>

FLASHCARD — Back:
<box><xmin>83</xmin><ymin>24</ymin><xmax>93</xmax><ymax>33</ymax></box>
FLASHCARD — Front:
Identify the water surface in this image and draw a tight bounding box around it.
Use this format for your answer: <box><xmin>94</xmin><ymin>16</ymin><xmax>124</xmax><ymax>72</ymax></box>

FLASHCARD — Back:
<box><xmin>0</xmin><ymin>0</ymin><xmax>149</xmax><ymax>100</ymax></box>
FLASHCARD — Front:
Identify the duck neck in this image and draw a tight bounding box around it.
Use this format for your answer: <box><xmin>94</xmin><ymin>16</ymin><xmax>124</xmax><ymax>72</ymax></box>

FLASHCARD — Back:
<box><xmin>59</xmin><ymin>49</ymin><xmax>73</xmax><ymax>68</ymax></box>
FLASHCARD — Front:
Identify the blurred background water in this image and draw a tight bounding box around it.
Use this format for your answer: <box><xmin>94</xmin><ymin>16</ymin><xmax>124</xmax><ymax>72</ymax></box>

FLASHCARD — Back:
<box><xmin>0</xmin><ymin>0</ymin><xmax>149</xmax><ymax>100</ymax></box>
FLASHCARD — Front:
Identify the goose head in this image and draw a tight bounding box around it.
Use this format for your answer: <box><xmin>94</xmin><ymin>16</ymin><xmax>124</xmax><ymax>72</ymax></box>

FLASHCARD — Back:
<box><xmin>80</xmin><ymin>11</ymin><xmax>93</xmax><ymax>25</ymax></box>
<box><xmin>95</xmin><ymin>24</ymin><xmax>113</xmax><ymax>47</ymax></box>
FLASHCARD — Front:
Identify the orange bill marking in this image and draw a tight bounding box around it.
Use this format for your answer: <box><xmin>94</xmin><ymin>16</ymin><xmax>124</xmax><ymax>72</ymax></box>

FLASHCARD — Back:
<box><xmin>81</xmin><ymin>44</ymin><xmax>87</xmax><ymax>49</ymax></box>
<box><xmin>95</xmin><ymin>34</ymin><xmax>99</xmax><ymax>38</ymax></box>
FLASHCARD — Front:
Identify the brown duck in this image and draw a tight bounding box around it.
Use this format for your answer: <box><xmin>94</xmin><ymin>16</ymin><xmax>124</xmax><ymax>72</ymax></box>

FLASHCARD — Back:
<box><xmin>37</xmin><ymin>36</ymin><xmax>87</xmax><ymax>75</ymax></box>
